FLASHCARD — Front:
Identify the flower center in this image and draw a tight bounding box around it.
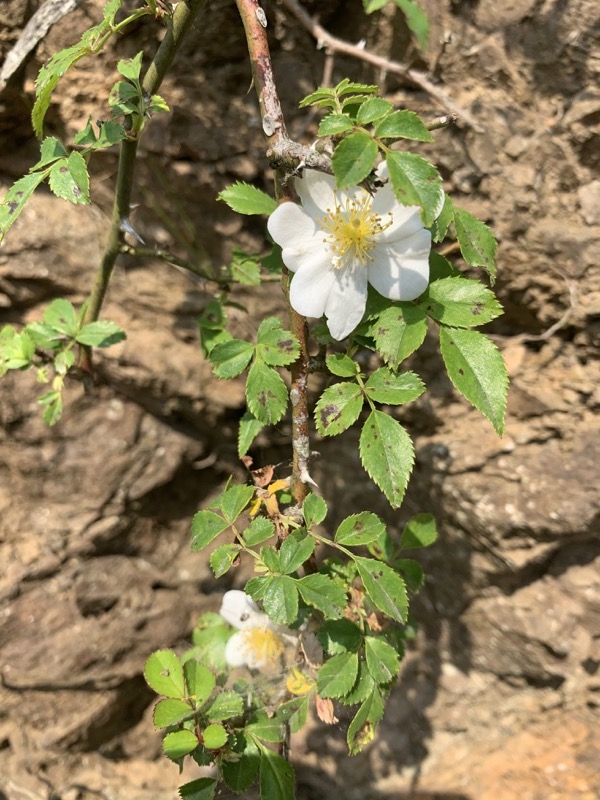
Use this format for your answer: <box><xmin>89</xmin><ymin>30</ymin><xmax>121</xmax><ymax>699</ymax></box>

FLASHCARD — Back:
<box><xmin>240</xmin><ymin>627</ymin><xmax>285</xmax><ymax>669</ymax></box>
<box><xmin>319</xmin><ymin>193</ymin><xmax>392</xmax><ymax>269</ymax></box>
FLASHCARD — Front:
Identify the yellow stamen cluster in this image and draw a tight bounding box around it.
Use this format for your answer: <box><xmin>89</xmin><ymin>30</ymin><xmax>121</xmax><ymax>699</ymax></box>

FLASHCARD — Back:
<box><xmin>241</xmin><ymin>627</ymin><xmax>284</xmax><ymax>668</ymax></box>
<box><xmin>319</xmin><ymin>193</ymin><xmax>392</xmax><ymax>269</ymax></box>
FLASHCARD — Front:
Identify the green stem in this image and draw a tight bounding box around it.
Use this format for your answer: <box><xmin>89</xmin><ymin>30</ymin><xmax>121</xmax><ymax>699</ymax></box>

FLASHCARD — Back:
<box><xmin>80</xmin><ymin>0</ymin><xmax>206</xmax><ymax>367</ymax></box>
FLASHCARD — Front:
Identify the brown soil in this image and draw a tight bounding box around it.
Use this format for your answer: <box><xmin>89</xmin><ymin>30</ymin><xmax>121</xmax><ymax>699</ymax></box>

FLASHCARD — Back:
<box><xmin>1</xmin><ymin>1</ymin><xmax>599</xmax><ymax>799</ymax></box>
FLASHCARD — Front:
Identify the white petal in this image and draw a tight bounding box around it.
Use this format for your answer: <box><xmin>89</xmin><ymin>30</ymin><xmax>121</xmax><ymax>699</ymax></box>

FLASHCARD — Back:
<box><xmin>289</xmin><ymin>255</ymin><xmax>337</xmax><ymax>319</ymax></box>
<box><xmin>376</xmin><ymin>161</ymin><xmax>388</xmax><ymax>180</ymax></box>
<box><xmin>372</xmin><ymin>186</ymin><xmax>425</xmax><ymax>242</ymax></box>
<box><xmin>282</xmin><ymin>236</ymin><xmax>330</xmax><ymax>274</ymax></box>
<box><xmin>225</xmin><ymin>631</ymin><xmax>251</xmax><ymax>667</ymax></box>
<box><xmin>324</xmin><ymin>265</ymin><xmax>369</xmax><ymax>340</ymax></box>
<box><xmin>267</xmin><ymin>202</ymin><xmax>318</xmax><ymax>249</ymax></box>
<box><xmin>295</xmin><ymin>169</ymin><xmax>338</xmax><ymax>218</ymax></box>
<box><xmin>368</xmin><ymin>230</ymin><xmax>431</xmax><ymax>301</ymax></box>
<box><xmin>220</xmin><ymin>590</ymin><xmax>269</xmax><ymax>630</ymax></box>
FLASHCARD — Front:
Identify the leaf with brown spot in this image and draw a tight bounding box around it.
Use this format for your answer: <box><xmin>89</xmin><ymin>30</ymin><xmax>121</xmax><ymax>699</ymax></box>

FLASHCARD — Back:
<box><xmin>314</xmin><ymin>382</ymin><xmax>364</xmax><ymax>437</ymax></box>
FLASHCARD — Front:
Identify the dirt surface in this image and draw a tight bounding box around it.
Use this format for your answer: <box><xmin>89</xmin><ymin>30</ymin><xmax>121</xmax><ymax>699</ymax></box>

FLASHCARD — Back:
<box><xmin>1</xmin><ymin>1</ymin><xmax>600</xmax><ymax>799</ymax></box>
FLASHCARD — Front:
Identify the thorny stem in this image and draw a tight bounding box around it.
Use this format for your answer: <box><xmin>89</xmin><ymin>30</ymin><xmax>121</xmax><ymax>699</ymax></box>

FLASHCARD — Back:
<box><xmin>79</xmin><ymin>0</ymin><xmax>206</xmax><ymax>370</ymax></box>
<box><xmin>234</xmin><ymin>0</ymin><xmax>312</xmax><ymax>508</ymax></box>
<box><xmin>278</xmin><ymin>0</ymin><xmax>482</xmax><ymax>132</ymax></box>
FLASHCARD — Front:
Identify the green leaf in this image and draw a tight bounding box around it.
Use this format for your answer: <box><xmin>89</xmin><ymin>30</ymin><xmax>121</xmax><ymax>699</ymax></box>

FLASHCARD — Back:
<box><xmin>246</xmin><ymin>362</ymin><xmax>288</xmax><ymax>425</ymax></box>
<box><xmin>394</xmin><ymin>0</ymin><xmax>430</xmax><ymax>50</ymax></box>
<box><xmin>205</xmin><ymin>691</ymin><xmax>243</xmax><ymax>721</ymax></box>
<box><xmin>340</xmin><ymin>662</ymin><xmax>376</xmax><ymax>706</ymax></box>
<box><xmin>73</xmin><ymin>117</ymin><xmax>97</xmax><ymax>146</ymax></box>
<box><xmin>66</xmin><ymin>150</ymin><xmax>90</xmax><ymax>203</ymax></box>
<box><xmin>31</xmin><ymin>137</ymin><xmax>68</xmax><ymax>170</ymax></box>
<box><xmin>317</xmin><ymin>114</ymin><xmax>355</xmax><ymax>136</ymax></box>
<box><xmin>230</xmin><ymin>249</ymin><xmax>261</xmax><ymax>286</ymax></box>
<box><xmin>364</xmin><ymin>368</ymin><xmax>426</xmax><ymax>405</ymax></box>
<box><xmin>163</xmin><ymin>729</ymin><xmax>199</xmax><ymax>761</ymax></box>
<box><xmin>148</xmin><ymin>94</ymin><xmax>169</xmax><ymax>115</ymax></box>
<box><xmin>335</xmin><ymin>79</ymin><xmax>379</xmax><ymax>97</ymax></box>
<box><xmin>317</xmin><ymin>652</ymin><xmax>359</xmax><ymax>698</ymax></box>
<box><xmin>178</xmin><ymin>778</ymin><xmax>216</xmax><ymax>800</ymax></box>
<box><xmin>243</xmin><ymin>517</ymin><xmax>275</xmax><ymax>547</ymax></box>
<box><xmin>218</xmin><ymin>484</ymin><xmax>255</xmax><ymax>523</ymax></box>
<box><xmin>144</xmin><ymin>650</ymin><xmax>185</xmax><ymax>698</ymax></box>
<box><xmin>297</xmin><ymin>574</ymin><xmax>346</xmax><ymax>618</ymax></box>
<box><xmin>314</xmin><ymin>382</ymin><xmax>364</xmax><ymax>436</ymax></box>
<box><xmin>247</xmin><ymin>713</ymin><xmax>287</xmax><ymax>743</ymax></box>
<box><xmin>261</xmin><ymin>575</ymin><xmax>299</xmax><ymax>624</ymax></box>
<box><xmin>189</xmin><ymin>619</ymin><xmax>231</xmax><ymax>672</ymax></box>
<box><xmin>453</xmin><ymin>208</ymin><xmax>497</xmax><ymax>281</ymax></box>
<box><xmin>364</xmin><ymin>638</ymin><xmax>401</xmax><ymax>684</ymax></box>
<box><xmin>54</xmin><ymin>348</ymin><xmax>75</xmax><ymax>376</ymax></box>
<box><xmin>400</xmin><ymin>512</ymin><xmax>438</xmax><ymax>549</ymax></box>
<box><xmin>332</xmin><ymin>132</ymin><xmax>378</xmax><ymax>188</ymax></box>
<box><xmin>108</xmin><ymin>80</ymin><xmax>140</xmax><ymax>115</ymax></box>
<box><xmin>190</xmin><ymin>510</ymin><xmax>229</xmax><ymax>551</ymax></box>
<box><xmin>39</xmin><ymin>390</ymin><xmax>63</xmax><ymax>426</ymax></box>
<box><xmin>259</xmin><ymin>547</ymin><xmax>281</xmax><ymax>574</ymax></box>
<box><xmin>117</xmin><ymin>51</ymin><xmax>143</xmax><ymax>82</ymax></box>
<box><xmin>238</xmin><ymin>411</ymin><xmax>265</xmax><ymax>457</ymax></box>
<box><xmin>302</xmin><ymin>494</ymin><xmax>327</xmax><ymax>527</ymax></box>
<box><xmin>356</xmin><ymin>97</ymin><xmax>394</xmax><ymax>124</ymax></box>
<box><xmin>258</xmin><ymin>745</ymin><xmax>296</xmax><ymax>800</ymax></box>
<box><xmin>371</xmin><ymin>304</ymin><xmax>428</xmax><ymax>368</ymax></box>
<box><xmin>367</xmin><ymin>528</ymin><xmax>394</xmax><ymax>562</ymax></box>
<box><xmin>209</xmin><ymin>339</ymin><xmax>254</xmax><ymax>379</ymax></box>
<box><xmin>43</xmin><ymin>298</ymin><xmax>78</xmax><ymax>336</ymax></box>
<box><xmin>222</xmin><ymin>740</ymin><xmax>260</xmax><ymax>792</ymax></box>
<box><xmin>0</xmin><ymin>172</ymin><xmax>48</xmax><ymax>240</ymax></box>
<box><xmin>317</xmin><ymin>619</ymin><xmax>363</xmax><ymax>654</ymax></box>
<box><xmin>96</xmin><ymin>120</ymin><xmax>127</xmax><ymax>148</ymax></box>
<box><xmin>218</xmin><ymin>182</ymin><xmax>277</xmax><ymax>215</ymax></box>
<box><xmin>386</xmin><ymin>151</ymin><xmax>443</xmax><ymax>228</ymax></box>
<box><xmin>363</xmin><ymin>0</ymin><xmax>388</xmax><ymax>11</ymax></box>
<box><xmin>256</xmin><ymin>317</ymin><xmax>299</xmax><ymax>366</ymax></box>
<box><xmin>209</xmin><ymin>544</ymin><xmax>240</xmax><ymax>577</ymax></box>
<box><xmin>347</xmin><ymin>689</ymin><xmax>384</xmax><ymax>755</ymax></box>
<box><xmin>359</xmin><ymin>410</ymin><xmax>414</xmax><ymax>508</ymax></box>
<box><xmin>429</xmin><ymin>251</ymin><xmax>460</xmax><ymax>281</ymax></box>
<box><xmin>75</xmin><ymin>320</ymin><xmax>126</xmax><ymax>347</ymax></box>
<box><xmin>439</xmin><ymin>327</ymin><xmax>508</xmax><ymax>435</ymax></box>
<box><xmin>353</xmin><ymin>556</ymin><xmax>408</xmax><ymax>623</ymax></box>
<box><xmin>335</xmin><ymin>512</ymin><xmax>386</xmax><ymax>547</ymax></box>
<box><xmin>153</xmin><ymin>698</ymin><xmax>194</xmax><ymax>728</ymax></box>
<box><xmin>374</xmin><ymin>110</ymin><xmax>433</xmax><ymax>142</ymax></box>
<box><xmin>276</xmin><ymin>695</ymin><xmax>310</xmax><ymax>734</ymax></box>
<box><xmin>431</xmin><ymin>194</ymin><xmax>454</xmax><ymax>243</ymax></box>
<box><xmin>418</xmin><ymin>277</ymin><xmax>503</xmax><ymax>328</ymax></box>
<box><xmin>298</xmin><ymin>87</ymin><xmax>338</xmax><ymax>110</ymax></box>
<box><xmin>326</xmin><ymin>353</ymin><xmax>358</xmax><ymax>378</ymax></box>
<box><xmin>279</xmin><ymin>530</ymin><xmax>316</xmax><ymax>574</ymax></box>
<box><xmin>202</xmin><ymin>723</ymin><xmax>228</xmax><ymax>750</ymax></box>
<box><xmin>184</xmin><ymin>660</ymin><xmax>216</xmax><ymax>708</ymax></box>
<box><xmin>394</xmin><ymin>557</ymin><xmax>424</xmax><ymax>592</ymax></box>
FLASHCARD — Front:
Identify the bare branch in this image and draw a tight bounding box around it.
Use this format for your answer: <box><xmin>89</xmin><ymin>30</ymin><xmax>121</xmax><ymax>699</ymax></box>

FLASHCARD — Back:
<box><xmin>277</xmin><ymin>0</ymin><xmax>482</xmax><ymax>131</ymax></box>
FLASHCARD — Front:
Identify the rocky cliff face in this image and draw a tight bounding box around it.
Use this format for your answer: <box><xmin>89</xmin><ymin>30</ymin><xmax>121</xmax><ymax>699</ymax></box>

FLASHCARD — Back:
<box><xmin>1</xmin><ymin>1</ymin><xmax>599</xmax><ymax>798</ymax></box>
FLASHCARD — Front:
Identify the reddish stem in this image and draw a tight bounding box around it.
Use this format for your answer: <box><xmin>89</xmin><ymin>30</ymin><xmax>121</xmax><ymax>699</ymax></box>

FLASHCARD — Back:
<box><xmin>234</xmin><ymin>0</ymin><xmax>312</xmax><ymax>507</ymax></box>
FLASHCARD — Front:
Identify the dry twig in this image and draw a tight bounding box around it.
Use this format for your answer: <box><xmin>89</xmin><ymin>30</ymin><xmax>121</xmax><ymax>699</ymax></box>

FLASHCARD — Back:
<box><xmin>277</xmin><ymin>0</ymin><xmax>482</xmax><ymax>131</ymax></box>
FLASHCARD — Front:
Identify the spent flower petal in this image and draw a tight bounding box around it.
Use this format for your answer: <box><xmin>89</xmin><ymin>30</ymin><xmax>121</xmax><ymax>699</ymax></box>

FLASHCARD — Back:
<box><xmin>267</xmin><ymin>169</ymin><xmax>432</xmax><ymax>340</ymax></box>
<box><xmin>219</xmin><ymin>590</ymin><xmax>297</xmax><ymax>673</ymax></box>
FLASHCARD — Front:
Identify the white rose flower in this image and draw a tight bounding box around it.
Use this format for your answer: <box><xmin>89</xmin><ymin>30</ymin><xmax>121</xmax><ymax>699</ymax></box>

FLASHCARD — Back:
<box><xmin>220</xmin><ymin>590</ymin><xmax>297</xmax><ymax>673</ymax></box>
<box><xmin>267</xmin><ymin>168</ymin><xmax>432</xmax><ymax>340</ymax></box>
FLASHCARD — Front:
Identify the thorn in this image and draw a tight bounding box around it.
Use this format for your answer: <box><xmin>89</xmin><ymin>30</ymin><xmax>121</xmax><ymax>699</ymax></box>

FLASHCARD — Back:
<box><xmin>119</xmin><ymin>218</ymin><xmax>145</xmax><ymax>244</ymax></box>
